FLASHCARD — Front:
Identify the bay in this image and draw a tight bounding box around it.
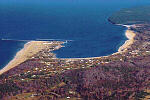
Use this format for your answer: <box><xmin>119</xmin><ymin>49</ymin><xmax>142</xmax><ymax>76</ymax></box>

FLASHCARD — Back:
<box><xmin>0</xmin><ymin>0</ymin><xmax>150</xmax><ymax>68</ymax></box>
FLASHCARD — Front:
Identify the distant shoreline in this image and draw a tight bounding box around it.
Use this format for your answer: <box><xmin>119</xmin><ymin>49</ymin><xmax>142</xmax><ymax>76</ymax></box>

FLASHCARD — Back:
<box><xmin>0</xmin><ymin>25</ymin><xmax>136</xmax><ymax>75</ymax></box>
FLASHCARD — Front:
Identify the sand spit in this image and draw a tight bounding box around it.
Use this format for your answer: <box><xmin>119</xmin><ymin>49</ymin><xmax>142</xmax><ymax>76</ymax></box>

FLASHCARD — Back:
<box><xmin>0</xmin><ymin>41</ymin><xmax>57</xmax><ymax>75</ymax></box>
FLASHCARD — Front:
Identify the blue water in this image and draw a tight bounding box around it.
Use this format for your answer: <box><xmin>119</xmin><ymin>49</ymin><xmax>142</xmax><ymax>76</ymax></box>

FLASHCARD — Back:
<box><xmin>0</xmin><ymin>0</ymin><xmax>150</xmax><ymax>69</ymax></box>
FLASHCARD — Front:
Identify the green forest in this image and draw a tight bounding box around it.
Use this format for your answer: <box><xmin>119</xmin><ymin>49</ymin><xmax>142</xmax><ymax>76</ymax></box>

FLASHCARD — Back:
<box><xmin>108</xmin><ymin>6</ymin><xmax>150</xmax><ymax>25</ymax></box>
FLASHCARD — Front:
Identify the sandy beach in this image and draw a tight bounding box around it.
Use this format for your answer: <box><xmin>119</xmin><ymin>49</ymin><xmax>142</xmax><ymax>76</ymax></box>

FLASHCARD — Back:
<box><xmin>118</xmin><ymin>28</ymin><xmax>136</xmax><ymax>52</ymax></box>
<box><xmin>0</xmin><ymin>41</ymin><xmax>54</xmax><ymax>75</ymax></box>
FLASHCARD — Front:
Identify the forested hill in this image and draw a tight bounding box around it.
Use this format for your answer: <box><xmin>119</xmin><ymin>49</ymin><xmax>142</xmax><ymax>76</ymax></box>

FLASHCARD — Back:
<box><xmin>108</xmin><ymin>6</ymin><xmax>150</xmax><ymax>25</ymax></box>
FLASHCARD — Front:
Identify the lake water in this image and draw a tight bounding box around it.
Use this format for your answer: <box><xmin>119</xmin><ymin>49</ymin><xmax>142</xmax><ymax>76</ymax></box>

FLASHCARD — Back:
<box><xmin>0</xmin><ymin>0</ymin><xmax>150</xmax><ymax>69</ymax></box>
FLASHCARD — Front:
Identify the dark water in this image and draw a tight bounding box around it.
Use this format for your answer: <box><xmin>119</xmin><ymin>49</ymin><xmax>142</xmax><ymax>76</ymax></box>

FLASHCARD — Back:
<box><xmin>0</xmin><ymin>0</ymin><xmax>150</xmax><ymax>69</ymax></box>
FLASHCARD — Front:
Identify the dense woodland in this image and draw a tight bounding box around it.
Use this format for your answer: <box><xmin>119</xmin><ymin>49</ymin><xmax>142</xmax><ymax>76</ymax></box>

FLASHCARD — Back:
<box><xmin>108</xmin><ymin>6</ymin><xmax>150</xmax><ymax>25</ymax></box>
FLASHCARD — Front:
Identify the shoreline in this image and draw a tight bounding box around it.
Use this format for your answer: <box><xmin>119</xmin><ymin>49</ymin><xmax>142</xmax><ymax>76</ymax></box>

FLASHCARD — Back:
<box><xmin>0</xmin><ymin>26</ymin><xmax>136</xmax><ymax>75</ymax></box>
<box><xmin>118</xmin><ymin>27</ymin><xmax>136</xmax><ymax>52</ymax></box>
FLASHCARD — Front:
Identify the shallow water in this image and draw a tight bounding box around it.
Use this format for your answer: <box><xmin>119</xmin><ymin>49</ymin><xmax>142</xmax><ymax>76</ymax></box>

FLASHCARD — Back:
<box><xmin>0</xmin><ymin>0</ymin><xmax>150</xmax><ymax>68</ymax></box>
